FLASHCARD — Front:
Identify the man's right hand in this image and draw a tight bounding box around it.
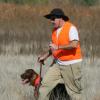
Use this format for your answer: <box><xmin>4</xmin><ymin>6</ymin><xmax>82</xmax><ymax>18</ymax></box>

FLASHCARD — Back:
<box><xmin>38</xmin><ymin>50</ymin><xmax>51</xmax><ymax>64</ymax></box>
<box><xmin>38</xmin><ymin>55</ymin><xmax>45</xmax><ymax>62</ymax></box>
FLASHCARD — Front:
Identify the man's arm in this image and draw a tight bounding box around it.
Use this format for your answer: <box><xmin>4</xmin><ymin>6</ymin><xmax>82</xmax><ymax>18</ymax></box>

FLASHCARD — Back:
<box><xmin>49</xmin><ymin>40</ymin><xmax>79</xmax><ymax>50</ymax></box>
<box><xmin>59</xmin><ymin>40</ymin><xmax>79</xmax><ymax>50</ymax></box>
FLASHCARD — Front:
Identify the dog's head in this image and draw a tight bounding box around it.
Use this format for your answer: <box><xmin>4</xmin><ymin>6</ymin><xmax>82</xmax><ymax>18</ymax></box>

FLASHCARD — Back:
<box><xmin>20</xmin><ymin>69</ymin><xmax>40</xmax><ymax>86</ymax></box>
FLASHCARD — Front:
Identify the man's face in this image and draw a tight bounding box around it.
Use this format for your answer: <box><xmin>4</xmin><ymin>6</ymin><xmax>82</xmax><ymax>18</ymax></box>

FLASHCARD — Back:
<box><xmin>50</xmin><ymin>17</ymin><xmax>61</xmax><ymax>28</ymax></box>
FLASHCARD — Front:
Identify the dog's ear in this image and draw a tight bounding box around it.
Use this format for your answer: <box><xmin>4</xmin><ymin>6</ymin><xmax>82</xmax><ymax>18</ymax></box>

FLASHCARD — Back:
<box><xmin>25</xmin><ymin>69</ymin><xmax>37</xmax><ymax>76</ymax></box>
<box><xmin>20</xmin><ymin>69</ymin><xmax>33</xmax><ymax>79</ymax></box>
<box><xmin>26</xmin><ymin>69</ymin><xmax>38</xmax><ymax>75</ymax></box>
<box><xmin>25</xmin><ymin>69</ymin><xmax>34</xmax><ymax>74</ymax></box>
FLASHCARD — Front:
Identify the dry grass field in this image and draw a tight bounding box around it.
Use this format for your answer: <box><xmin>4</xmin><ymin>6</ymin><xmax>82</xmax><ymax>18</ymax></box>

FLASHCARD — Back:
<box><xmin>0</xmin><ymin>55</ymin><xmax>51</xmax><ymax>100</ymax></box>
<box><xmin>0</xmin><ymin>55</ymin><xmax>100</xmax><ymax>100</ymax></box>
<box><xmin>0</xmin><ymin>3</ymin><xmax>100</xmax><ymax>56</ymax></box>
<box><xmin>0</xmin><ymin>2</ymin><xmax>100</xmax><ymax>100</ymax></box>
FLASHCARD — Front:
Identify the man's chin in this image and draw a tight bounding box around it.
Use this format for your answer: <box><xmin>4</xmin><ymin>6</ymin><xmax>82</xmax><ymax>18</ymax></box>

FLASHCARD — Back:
<box><xmin>54</xmin><ymin>25</ymin><xmax>59</xmax><ymax>28</ymax></box>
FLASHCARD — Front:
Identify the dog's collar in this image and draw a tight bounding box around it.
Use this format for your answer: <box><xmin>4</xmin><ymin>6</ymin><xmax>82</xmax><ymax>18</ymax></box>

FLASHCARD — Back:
<box><xmin>34</xmin><ymin>75</ymin><xmax>40</xmax><ymax>86</ymax></box>
<box><xmin>30</xmin><ymin>75</ymin><xmax>40</xmax><ymax>86</ymax></box>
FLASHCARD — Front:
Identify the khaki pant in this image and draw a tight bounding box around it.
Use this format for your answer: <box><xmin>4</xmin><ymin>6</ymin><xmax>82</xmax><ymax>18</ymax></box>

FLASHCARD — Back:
<box><xmin>38</xmin><ymin>62</ymin><xmax>82</xmax><ymax>100</ymax></box>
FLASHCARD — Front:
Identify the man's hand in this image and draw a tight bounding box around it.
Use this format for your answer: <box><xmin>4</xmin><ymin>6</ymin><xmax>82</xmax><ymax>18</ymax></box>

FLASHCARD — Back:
<box><xmin>38</xmin><ymin>50</ymin><xmax>51</xmax><ymax>64</ymax></box>
<box><xmin>38</xmin><ymin>55</ymin><xmax>45</xmax><ymax>64</ymax></box>
<box><xmin>49</xmin><ymin>40</ymin><xmax>79</xmax><ymax>50</ymax></box>
<box><xmin>49</xmin><ymin>42</ymin><xmax>58</xmax><ymax>51</ymax></box>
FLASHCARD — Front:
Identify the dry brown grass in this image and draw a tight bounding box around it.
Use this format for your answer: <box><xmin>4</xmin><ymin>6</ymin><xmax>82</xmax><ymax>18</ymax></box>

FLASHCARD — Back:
<box><xmin>0</xmin><ymin>55</ymin><xmax>100</xmax><ymax>100</ymax></box>
<box><xmin>0</xmin><ymin>2</ymin><xmax>99</xmax><ymax>58</ymax></box>
<box><xmin>0</xmin><ymin>2</ymin><xmax>100</xmax><ymax>100</ymax></box>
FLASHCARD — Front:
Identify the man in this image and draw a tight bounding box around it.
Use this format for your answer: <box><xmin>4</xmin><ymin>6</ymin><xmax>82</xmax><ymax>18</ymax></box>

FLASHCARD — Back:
<box><xmin>38</xmin><ymin>8</ymin><xmax>82</xmax><ymax>100</ymax></box>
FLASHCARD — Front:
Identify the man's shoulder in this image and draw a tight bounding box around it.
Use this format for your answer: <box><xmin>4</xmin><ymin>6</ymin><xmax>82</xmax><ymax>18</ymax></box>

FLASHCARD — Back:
<box><xmin>70</xmin><ymin>25</ymin><xmax>77</xmax><ymax>31</ymax></box>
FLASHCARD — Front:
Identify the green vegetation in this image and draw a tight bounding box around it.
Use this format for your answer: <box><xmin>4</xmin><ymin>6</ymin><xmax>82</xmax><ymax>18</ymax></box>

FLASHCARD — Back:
<box><xmin>0</xmin><ymin>0</ymin><xmax>48</xmax><ymax>4</ymax></box>
<box><xmin>0</xmin><ymin>0</ymin><xmax>99</xmax><ymax>6</ymax></box>
<box><xmin>70</xmin><ymin>0</ymin><xmax>99</xmax><ymax>6</ymax></box>
<box><xmin>84</xmin><ymin>0</ymin><xmax>98</xmax><ymax>5</ymax></box>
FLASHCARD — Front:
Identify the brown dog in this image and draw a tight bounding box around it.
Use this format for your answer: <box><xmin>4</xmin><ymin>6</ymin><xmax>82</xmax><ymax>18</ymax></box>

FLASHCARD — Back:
<box><xmin>20</xmin><ymin>69</ymin><xmax>41</xmax><ymax>99</ymax></box>
<box><xmin>20</xmin><ymin>69</ymin><xmax>70</xmax><ymax>100</ymax></box>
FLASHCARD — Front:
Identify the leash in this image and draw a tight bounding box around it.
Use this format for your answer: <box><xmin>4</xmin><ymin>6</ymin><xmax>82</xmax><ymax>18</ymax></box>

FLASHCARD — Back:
<box><xmin>39</xmin><ymin>60</ymin><xmax>44</xmax><ymax>81</ymax></box>
<box><xmin>34</xmin><ymin>61</ymin><xmax>43</xmax><ymax>100</ymax></box>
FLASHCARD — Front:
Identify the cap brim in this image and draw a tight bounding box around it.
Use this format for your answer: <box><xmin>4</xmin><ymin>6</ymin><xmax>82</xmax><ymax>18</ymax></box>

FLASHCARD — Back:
<box><xmin>44</xmin><ymin>14</ymin><xmax>69</xmax><ymax>21</ymax></box>
<box><xmin>44</xmin><ymin>14</ymin><xmax>54</xmax><ymax>19</ymax></box>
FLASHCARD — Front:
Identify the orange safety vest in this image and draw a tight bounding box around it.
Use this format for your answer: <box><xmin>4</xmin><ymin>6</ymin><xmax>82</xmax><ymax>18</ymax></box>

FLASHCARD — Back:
<box><xmin>52</xmin><ymin>21</ymin><xmax>82</xmax><ymax>61</ymax></box>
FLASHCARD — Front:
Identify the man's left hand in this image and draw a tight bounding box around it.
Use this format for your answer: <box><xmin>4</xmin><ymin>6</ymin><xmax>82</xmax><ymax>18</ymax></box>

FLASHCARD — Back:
<box><xmin>49</xmin><ymin>43</ymin><xmax>58</xmax><ymax>51</ymax></box>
